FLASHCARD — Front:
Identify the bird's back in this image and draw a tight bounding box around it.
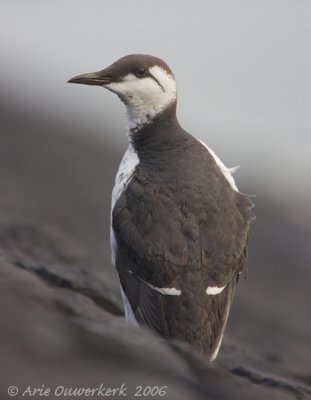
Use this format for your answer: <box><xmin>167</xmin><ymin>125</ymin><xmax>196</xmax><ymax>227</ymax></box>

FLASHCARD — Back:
<box><xmin>112</xmin><ymin>121</ymin><xmax>254</xmax><ymax>359</ymax></box>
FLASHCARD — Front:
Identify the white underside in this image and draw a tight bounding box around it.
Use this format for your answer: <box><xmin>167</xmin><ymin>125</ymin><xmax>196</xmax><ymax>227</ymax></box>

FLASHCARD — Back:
<box><xmin>197</xmin><ymin>139</ymin><xmax>239</xmax><ymax>192</ymax></box>
<box><xmin>111</xmin><ymin>144</ymin><xmax>139</xmax><ymax>325</ymax></box>
<box><xmin>111</xmin><ymin>143</ymin><xmax>139</xmax><ymax>212</ymax></box>
<box><xmin>110</xmin><ymin>143</ymin><xmax>139</xmax><ymax>267</ymax></box>
<box><xmin>120</xmin><ymin>286</ymin><xmax>138</xmax><ymax>325</ymax></box>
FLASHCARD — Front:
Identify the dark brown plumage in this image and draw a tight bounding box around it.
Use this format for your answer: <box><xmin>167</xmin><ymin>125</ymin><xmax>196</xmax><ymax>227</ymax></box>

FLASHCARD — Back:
<box><xmin>68</xmin><ymin>54</ymin><xmax>255</xmax><ymax>360</ymax></box>
<box><xmin>113</xmin><ymin>116</ymin><xmax>254</xmax><ymax>358</ymax></box>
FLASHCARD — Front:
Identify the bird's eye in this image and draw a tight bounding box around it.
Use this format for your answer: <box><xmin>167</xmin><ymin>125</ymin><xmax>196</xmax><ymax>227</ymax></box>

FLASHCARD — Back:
<box><xmin>136</xmin><ymin>68</ymin><xmax>147</xmax><ymax>77</ymax></box>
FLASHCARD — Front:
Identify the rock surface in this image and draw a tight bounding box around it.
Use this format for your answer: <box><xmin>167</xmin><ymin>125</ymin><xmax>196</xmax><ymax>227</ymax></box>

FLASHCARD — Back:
<box><xmin>0</xmin><ymin>98</ymin><xmax>310</xmax><ymax>399</ymax></box>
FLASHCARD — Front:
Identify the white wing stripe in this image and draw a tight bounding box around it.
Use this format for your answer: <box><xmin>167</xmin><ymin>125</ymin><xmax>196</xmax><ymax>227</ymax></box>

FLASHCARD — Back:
<box><xmin>143</xmin><ymin>280</ymin><xmax>182</xmax><ymax>296</ymax></box>
<box><xmin>206</xmin><ymin>285</ymin><xmax>226</xmax><ymax>295</ymax></box>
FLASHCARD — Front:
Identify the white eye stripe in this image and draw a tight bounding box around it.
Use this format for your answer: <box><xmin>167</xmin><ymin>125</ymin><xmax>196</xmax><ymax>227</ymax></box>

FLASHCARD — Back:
<box><xmin>148</xmin><ymin>72</ymin><xmax>165</xmax><ymax>92</ymax></box>
<box><xmin>149</xmin><ymin>66</ymin><xmax>176</xmax><ymax>95</ymax></box>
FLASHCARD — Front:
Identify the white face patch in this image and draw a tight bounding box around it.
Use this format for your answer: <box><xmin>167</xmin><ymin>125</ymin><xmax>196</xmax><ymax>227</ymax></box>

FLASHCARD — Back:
<box><xmin>106</xmin><ymin>66</ymin><xmax>177</xmax><ymax>130</ymax></box>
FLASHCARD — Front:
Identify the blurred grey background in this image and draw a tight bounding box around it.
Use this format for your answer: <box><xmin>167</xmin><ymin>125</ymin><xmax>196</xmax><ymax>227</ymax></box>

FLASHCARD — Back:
<box><xmin>1</xmin><ymin>0</ymin><xmax>311</xmax><ymax>221</ymax></box>
<box><xmin>0</xmin><ymin>2</ymin><xmax>310</xmax><ymax>396</ymax></box>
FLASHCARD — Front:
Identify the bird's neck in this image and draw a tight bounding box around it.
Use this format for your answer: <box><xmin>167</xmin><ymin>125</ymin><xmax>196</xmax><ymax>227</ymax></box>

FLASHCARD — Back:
<box><xmin>128</xmin><ymin>103</ymin><xmax>184</xmax><ymax>155</ymax></box>
<box><xmin>126</xmin><ymin>100</ymin><xmax>177</xmax><ymax>132</ymax></box>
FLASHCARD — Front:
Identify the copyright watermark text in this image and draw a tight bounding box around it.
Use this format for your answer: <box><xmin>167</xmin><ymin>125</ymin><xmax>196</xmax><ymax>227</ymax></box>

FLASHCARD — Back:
<box><xmin>7</xmin><ymin>384</ymin><xmax>168</xmax><ymax>397</ymax></box>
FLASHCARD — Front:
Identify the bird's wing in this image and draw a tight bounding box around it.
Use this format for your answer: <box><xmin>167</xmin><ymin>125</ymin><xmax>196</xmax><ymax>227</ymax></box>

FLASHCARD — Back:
<box><xmin>112</xmin><ymin>173</ymin><xmax>189</xmax><ymax>336</ymax></box>
<box><xmin>117</xmin><ymin>263</ymin><xmax>170</xmax><ymax>336</ymax></box>
<box><xmin>200</xmin><ymin>191</ymin><xmax>254</xmax><ymax>288</ymax></box>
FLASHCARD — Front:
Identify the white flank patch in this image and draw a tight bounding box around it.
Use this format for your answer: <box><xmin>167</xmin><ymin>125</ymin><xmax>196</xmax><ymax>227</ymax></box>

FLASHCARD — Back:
<box><xmin>206</xmin><ymin>285</ymin><xmax>226</xmax><ymax>295</ymax></box>
<box><xmin>197</xmin><ymin>139</ymin><xmax>239</xmax><ymax>191</ymax></box>
<box><xmin>143</xmin><ymin>280</ymin><xmax>182</xmax><ymax>296</ymax></box>
<box><xmin>120</xmin><ymin>286</ymin><xmax>138</xmax><ymax>325</ymax></box>
<box><xmin>106</xmin><ymin>66</ymin><xmax>177</xmax><ymax>130</ymax></box>
<box><xmin>110</xmin><ymin>143</ymin><xmax>139</xmax><ymax>266</ymax></box>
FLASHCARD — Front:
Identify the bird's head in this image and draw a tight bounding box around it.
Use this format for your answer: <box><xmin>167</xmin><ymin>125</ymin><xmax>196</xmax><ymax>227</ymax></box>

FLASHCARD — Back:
<box><xmin>68</xmin><ymin>54</ymin><xmax>177</xmax><ymax>130</ymax></box>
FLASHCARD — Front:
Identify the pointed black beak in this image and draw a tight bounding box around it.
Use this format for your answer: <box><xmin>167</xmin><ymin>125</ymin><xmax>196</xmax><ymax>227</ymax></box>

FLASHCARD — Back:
<box><xmin>67</xmin><ymin>71</ymin><xmax>111</xmax><ymax>86</ymax></box>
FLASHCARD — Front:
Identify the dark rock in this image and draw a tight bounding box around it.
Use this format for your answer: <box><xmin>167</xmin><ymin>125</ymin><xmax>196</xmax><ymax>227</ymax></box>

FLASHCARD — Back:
<box><xmin>0</xmin><ymin>247</ymin><xmax>302</xmax><ymax>400</ymax></box>
<box><xmin>0</xmin><ymin>223</ymin><xmax>123</xmax><ymax>315</ymax></box>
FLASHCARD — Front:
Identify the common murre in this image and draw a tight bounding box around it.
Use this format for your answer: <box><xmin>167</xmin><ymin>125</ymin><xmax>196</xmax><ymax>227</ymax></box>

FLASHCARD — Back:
<box><xmin>68</xmin><ymin>54</ymin><xmax>255</xmax><ymax>361</ymax></box>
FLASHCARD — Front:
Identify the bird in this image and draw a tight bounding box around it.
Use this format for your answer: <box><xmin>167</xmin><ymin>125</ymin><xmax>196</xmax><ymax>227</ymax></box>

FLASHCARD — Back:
<box><xmin>68</xmin><ymin>54</ymin><xmax>255</xmax><ymax>361</ymax></box>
